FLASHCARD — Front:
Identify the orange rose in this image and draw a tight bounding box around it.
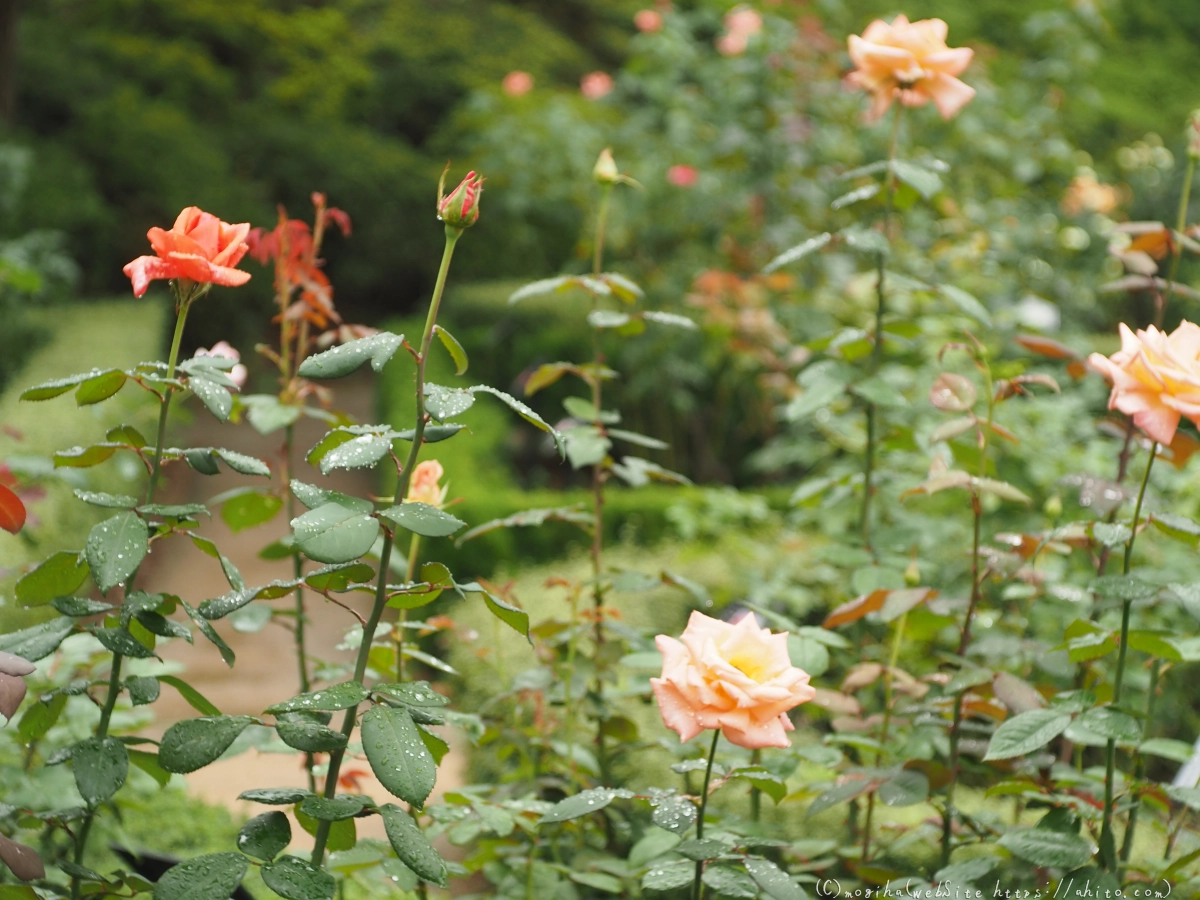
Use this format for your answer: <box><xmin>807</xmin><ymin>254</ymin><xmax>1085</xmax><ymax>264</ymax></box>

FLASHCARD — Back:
<box><xmin>1088</xmin><ymin>321</ymin><xmax>1200</xmax><ymax>446</ymax></box>
<box><xmin>652</xmin><ymin>611</ymin><xmax>816</xmax><ymax>749</ymax></box>
<box><xmin>406</xmin><ymin>460</ymin><xmax>447</xmax><ymax>508</ymax></box>
<box><xmin>847</xmin><ymin>15</ymin><xmax>974</xmax><ymax>121</ymax></box>
<box><xmin>124</xmin><ymin>207</ymin><xmax>251</xmax><ymax>297</ymax></box>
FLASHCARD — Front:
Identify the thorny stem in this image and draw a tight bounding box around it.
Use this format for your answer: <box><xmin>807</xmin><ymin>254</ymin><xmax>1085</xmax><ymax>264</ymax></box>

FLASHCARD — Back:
<box><xmin>691</xmin><ymin>729</ymin><xmax>721</xmax><ymax>900</ymax></box>
<box><xmin>590</xmin><ymin>183</ymin><xmax>614</xmax><ymax>786</ymax></box>
<box><xmin>284</xmin><ymin>423</ymin><xmax>316</xmax><ymax>792</ymax></box>
<box><xmin>72</xmin><ymin>286</ymin><xmax>192</xmax><ymax>900</ymax></box>
<box><xmin>942</xmin><ymin>351</ymin><xmax>994</xmax><ymax>868</ymax></box>
<box><xmin>1100</xmin><ymin>444</ymin><xmax>1156</xmax><ymax>872</ymax></box>
<box><xmin>310</xmin><ymin>228</ymin><xmax>461</xmax><ymax>865</ymax></box>
<box><xmin>397</xmin><ymin>534</ymin><xmax>421</xmax><ymax>682</ymax></box>
<box><xmin>749</xmin><ymin>748</ymin><xmax>761</xmax><ymax>823</ymax></box>
<box><xmin>1120</xmin><ymin>658</ymin><xmax>1160</xmax><ymax>863</ymax></box>
<box><xmin>863</xmin><ymin>609</ymin><xmax>908</xmax><ymax>860</ymax></box>
<box><xmin>860</xmin><ymin>105</ymin><xmax>904</xmax><ymax>550</ymax></box>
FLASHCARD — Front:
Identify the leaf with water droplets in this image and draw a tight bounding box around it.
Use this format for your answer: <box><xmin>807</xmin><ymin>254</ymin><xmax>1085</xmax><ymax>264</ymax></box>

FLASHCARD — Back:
<box><xmin>261</xmin><ymin>856</ymin><xmax>336</xmax><ymax>900</ymax></box>
<box><xmin>379</xmin><ymin>502</ymin><xmax>466</xmax><ymax>538</ymax></box>
<box><xmin>181</xmin><ymin>600</ymin><xmax>236</xmax><ymax>666</ymax></box>
<box><xmin>20</xmin><ymin>368</ymin><xmax>113</xmax><ymax>401</ymax></box>
<box><xmin>298</xmin><ymin>795</ymin><xmax>366</xmax><ymax>822</ymax></box>
<box><xmin>152</xmin><ymin>852</ymin><xmax>248</xmax><ymax>900</ymax></box>
<box><xmin>0</xmin><ymin>617</ymin><xmax>75</xmax><ymax>661</ymax></box>
<box><xmin>292</xmin><ymin>503</ymin><xmax>380</xmax><ymax>565</ymax></box>
<box><xmin>275</xmin><ymin>713</ymin><xmax>349</xmax><ymax>753</ymax></box>
<box><xmin>91</xmin><ymin>625</ymin><xmax>156</xmax><ymax>659</ymax></box>
<box><xmin>237</xmin><ymin>811</ymin><xmax>290</xmax><ymax>862</ymax></box>
<box><xmin>745</xmin><ymin>857</ymin><xmax>807</xmax><ymax>900</ymax></box>
<box><xmin>319</xmin><ymin>433</ymin><xmax>393</xmax><ymax>475</ymax></box>
<box><xmin>73</xmin><ymin>736</ymin><xmax>128</xmax><ymax>806</ymax></box>
<box><xmin>649</xmin><ymin>790</ymin><xmax>697</xmax><ymax>834</ymax></box>
<box><xmin>74</xmin><ymin>490</ymin><xmax>138</xmax><ymax>509</ymax></box>
<box><xmin>539</xmin><ymin>787</ymin><xmax>634</xmax><ymax>824</ymax></box>
<box><xmin>642</xmin><ymin>860</ymin><xmax>695</xmax><ymax>892</ymax></box>
<box><xmin>703</xmin><ymin>865</ymin><xmax>759</xmax><ymax>899</ymax></box>
<box><xmin>188</xmin><ymin>373</ymin><xmax>233</xmax><ymax>422</ymax></box>
<box><xmin>15</xmin><ymin>551</ymin><xmax>89</xmax><ymax>607</ymax></box>
<box><xmin>470</xmin><ymin>385</ymin><xmax>564</xmax><ymax>454</ymax></box>
<box><xmin>424</xmin><ymin>384</ymin><xmax>475</xmax><ymax>421</ymax></box>
<box><xmin>85</xmin><ymin>511</ymin><xmax>148</xmax><ymax>593</ymax></box>
<box><xmin>266</xmin><ymin>681</ymin><xmax>368</xmax><ymax>714</ymax></box>
<box><xmin>362</xmin><ymin>705</ymin><xmax>436</xmax><ymax>806</ymax></box>
<box><xmin>239</xmin><ymin>788</ymin><xmax>314</xmax><ymax>805</ymax></box>
<box><xmin>379</xmin><ymin>804</ymin><xmax>446</xmax><ymax>887</ymax></box>
<box><xmin>291</xmin><ymin>480</ymin><xmax>374</xmax><ymax>515</ymax></box>
<box><xmin>297</xmin><ymin>332</ymin><xmax>404</xmax><ymax>379</ymax></box>
<box><xmin>159</xmin><ymin>716</ymin><xmax>257</xmax><ymax>774</ymax></box>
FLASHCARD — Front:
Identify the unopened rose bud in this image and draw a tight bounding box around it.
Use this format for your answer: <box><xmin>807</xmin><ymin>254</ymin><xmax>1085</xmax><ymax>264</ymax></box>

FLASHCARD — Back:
<box><xmin>437</xmin><ymin>170</ymin><xmax>484</xmax><ymax>230</ymax></box>
<box><xmin>904</xmin><ymin>558</ymin><xmax>921</xmax><ymax>587</ymax></box>
<box><xmin>1044</xmin><ymin>494</ymin><xmax>1063</xmax><ymax>519</ymax></box>
<box><xmin>594</xmin><ymin>148</ymin><xmax>620</xmax><ymax>185</ymax></box>
<box><xmin>1188</xmin><ymin>111</ymin><xmax>1200</xmax><ymax>161</ymax></box>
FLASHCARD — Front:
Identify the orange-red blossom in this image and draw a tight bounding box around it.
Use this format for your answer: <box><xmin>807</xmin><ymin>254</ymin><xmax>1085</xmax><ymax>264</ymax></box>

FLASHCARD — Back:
<box><xmin>1088</xmin><ymin>321</ymin><xmax>1200</xmax><ymax>446</ymax></box>
<box><xmin>847</xmin><ymin>15</ymin><xmax>974</xmax><ymax>121</ymax></box>
<box><xmin>652</xmin><ymin>611</ymin><xmax>815</xmax><ymax>750</ymax></box>
<box><xmin>123</xmin><ymin>207</ymin><xmax>252</xmax><ymax>297</ymax></box>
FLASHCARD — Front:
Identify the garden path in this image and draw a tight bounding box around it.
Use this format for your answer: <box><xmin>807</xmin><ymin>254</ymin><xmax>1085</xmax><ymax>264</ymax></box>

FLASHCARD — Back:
<box><xmin>138</xmin><ymin>375</ymin><xmax>466</xmax><ymax>848</ymax></box>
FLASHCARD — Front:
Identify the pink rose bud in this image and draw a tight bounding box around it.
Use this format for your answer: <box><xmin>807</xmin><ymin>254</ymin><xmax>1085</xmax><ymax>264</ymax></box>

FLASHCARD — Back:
<box><xmin>1188</xmin><ymin>110</ymin><xmax>1200</xmax><ymax>161</ymax></box>
<box><xmin>667</xmin><ymin>164</ymin><xmax>699</xmax><ymax>188</ymax></box>
<box><xmin>502</xmin><ymin>70</ymin><xmax>534</xmax><ymax>97</ymax></box>
<box><xmin>194</xmin><ymin>341</ymin><xmax>248</xmax><ymax>389</ymax></box>
<box><xmin>651</xmin><ymin>611</ymin><xmax>816</xmax><ymax>749</ymax></box>
<box><xmin>634</xmin><ymin>9</ymin><xmax>663</xmax><ymax>32</ymax></box>
<box><xmin>438</xmin><ymin>170</ymin><xmax>485</xmax><ymax>230</ymax></box>
<box><xmin>594</xmin><ymin>148</ymin><xmax>620</xmax><ymax>185</ymax></box>
<box><xmin>406</xmin><ymin>460</ymin><xmax>448</xmax><ymax>508</ymax></box>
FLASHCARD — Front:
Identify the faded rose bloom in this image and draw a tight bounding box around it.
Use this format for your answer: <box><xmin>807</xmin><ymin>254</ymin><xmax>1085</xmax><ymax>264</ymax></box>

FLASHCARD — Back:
<box><xmin>406</xmin><ymin>460</ymin><xmax>448</xmax><ymax>508</ymax></box>
<box><xmin>194</xmin><ymin>341</ymin><xmax>248</xmax><ymax>390</ymax></box>
<box><xmin>123</xmin><ymin>207</ymin><xmax>251</xmax><ymax>298</ymax></box>
<box><xmin>1061</xmin><ymin>171</ymin><xmax>1121</xmax><ymax>217</ymax></box>
<box><xmin>847</xmin><ymin>15</ymin><xmax>974</xmax><ymax>121</ymax></box>
<box><xmin>667</xmin><ymin>164</ymin><xmax>699</xmax><ymax>188</ymax></box>
<box><xmin>652</xmin><ymin>610</ymin><xmax>816</xmax><ymax>749</ymax></box>
<box><xmin>634</xmin><ymin>9</ymin><xmax>663</xmax><ymax>32</ymax></box>
<box><xmin>1088</xmin><ymin>321</ymin><xmax>1200</xmax><ymax>445</ymax></box>
<box><xmin>717</xmin><ymin>6</ymin><xmax>762</xmax><ymax>56</ymax></box>
<box><xmin>502</xmin><ymin>71</ymin><xmax>534</xmax><ymax>97</ymax></box>
<box><xmin>438</xmin><ymin>171</ymin><xmax>484</xmax><ymax>229</ymax></box>
<box><xmin>581</xmin><ymin>71</ymin><xmax>614</xmax><ymax>100</ymax></box>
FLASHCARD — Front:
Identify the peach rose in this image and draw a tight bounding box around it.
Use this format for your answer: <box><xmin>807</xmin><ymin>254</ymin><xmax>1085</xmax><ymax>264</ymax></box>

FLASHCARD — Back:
<box><xmin>194</xmin><ymin>341</ymin><xmax>248</xmax><ymax>390</ymax></box>
<box><xmin>581</xmin><ymin>71</ymin><xmax>614</xmax><ymax>100</ymax></box>
<box><xmin>502</xmin><ymin>71</ymin><xmax>534</xmax><ymax>97</ymax></box>
<box><xmin>124</xmin><ymin>207</ymin><xmax>252</xmax><ymax>298</ymax></box>
<box><xmin>652</xmin><ymin>611</ymin><xmax>816</xmax><ymax>749</ymax></box>
<box><xmin>716</xmin><ymin>6</ymin><xmax>762</xmax><ymax>56</ymax></box>
<box><xmin>407</xmin><ymin>460</ymin><xmax>447</xmax><ymax>508</ymax></box>
<box><xmin>634</xmin><ymin>9</ymin><xmax>663</xmax><ymax>32</ymax></box>
<box><xmin>847</xmin><ymin>15</ymin><xmax>974</xmax><ymax>121</ymax></box>
<box><xmin>1088</xmin><ymin>321</ymin><xmax>1200</xmax><ymax>446</ymax></box>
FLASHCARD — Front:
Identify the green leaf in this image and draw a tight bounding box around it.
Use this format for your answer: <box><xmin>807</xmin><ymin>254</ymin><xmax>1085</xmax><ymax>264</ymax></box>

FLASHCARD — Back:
<box><xmin>891</xmin><ymin>159</ymin><xmax>943</xmax><ymax>200</ymax></box>
<box><xmin>107</xmin><ymin>423</ymin><xmax>147</xmax><ymax>447</ymax></box>
<box><xmin>261</xmin><ymin>856</ymin><xmax>336</xmax><ymax>900</ymax></box>
<box><xmin>728</xmin><ymin>766</ymin><xmax>787</xmax><ymax>804</ymax></box>
<box><xmin>15</xmin><ymin>551</ymin><xmax>89</xmax><ymax>606</ymax></box>
<box><xmin>433</xmin><ymin>324</ymin><xmax>468</xmax><ymax>375</ymax></box>
<box><xmin>73</xmin><ymin>737</ymin><xmax>128</xmax><ymax>806</ymax></box>
<box><xmin>20</xmin><ymin>369</ymin><xmax>111</xmax><ymax>401</ymax></box>
<box><xmin>424</xmin><ymin>384</ymin><xmax>475</xmax><ymax>421</ymax></box>
<box><xmin>92</xmin><ymin>624</ymin><xmax>155</xmax><ymax>658</ymax></box>
<box><xmin>181</xmin><ymin>601</ymin><xmax>236</xmax><ymax>666</ymax></box>
<box><xmin>292</xmin><ymin>503</ymin><xmax>381</xmax><ymax>564</ymax></box>
<box><xmin>642</xmin><ymin>311</ymin><xmax>697</xmax><ymax>330</ymax></box>
<box><xmin>266</xmin><ymin>681</ymin><xmax>368</xmax><ymax>714</ymax></box>
<box><xmin>938</xmin><ymin>284</ymin><xmax>991</xmax><ymax>327</ymax></box>
<box><xmin>294</xmin><ymin>808</ymin><xmax>356</xmax><ymax>852</ymax></box>
<box><xmin>188</xmin><ymin>374</ymin><xmax>233</xmax><ymax>422</ymax></box>
<box><xmin>831</xmin><ymin>182</ymin><xmax>881</xmax><ymax>210</ymax></box>
<box><xmin>1139</xmin><ymin>738</ymin><xmax>1194</xmax><ymax>762</ymax></box>
<box><xmin>214</xmin><ymin>448</ymin><xmax>271</xmax><ymax>477</ymax></box>
<box><xmin>457</xmin><ymin>581</ymin><xmax>530</xmax><ymax>642</ymax></box>
<box><xmin>628</xmin><ymin>829</ymin><xmax>682</xmax><ymax>868</ymax></box>
<box><xmin>237</xmin><ymin>811</ymin><xmax>291</xmax><ymax>862</ymax></box>
<box><xmin>379</xmin><ymin>804</ymin><xmax>447</xmax><ymax>886</ymax></box>
<box><xmin>1152</xmin><ymin>513</ymin><xmax>1200</xmax><ymax>543</ymax></box>
<box><xmin>241</xmin><ymin>394</ymin><xmax>303</xmax><ymax>435</ymax></box>
<box><xmin>745</xmin><ymin>858</ymin><xmax>806</xmax><ymax>900</ymax></box>
<box><xmin>380</xmin><ymin>502</ymin><xmax>465</xmax><ymax>538</ymax></box>
<box><xmin>125</xmin><ymin>676</ymin><xmax>161</xmax><ymax>706</ymax></box>
<box><xmin>508</xmin><ymin>275</ymin><xmax>575</xmax><ymax>303</ymax></box>
<box><xmin>998</xmin><ymin>829</ymin><xmax>1094</xmax><ymax>870</ymax></box>
<box><xmin>74</xmin><ymin>370</ymin><xmax>127</xmax><ymax>403</ymax></box>
<box><xmin>320</xmin><ymin>433</ymin><xmax>393</xmax><ymax>475</ymax></box>
<box><xmin>298</xmin><ymin>332</ymin><xmax>404</xmax><ymax>378</ymax></box>
<box><xmin>220</xmin><ymin>490</ymin><xmax>283</xmax><ymax>532</ymax></box>
<box><xmin>362</xmin><ymin>705</ymin><xmax>436</xmax><ymax>806</ymax></box>
<box><xmin>158</xmin><ymin>675</ymin><xmax>222</xmax><ymax>716</ymax></box>
<box><xmin>1090</xmin><ymin>574</ymin><xmax>1158</xmax><ymax>601</ymax></box>
<box><xmin>52</xmin><ymin>596</ymin><xmax>113</xmax><ymax>617</ymax></box>
<box><xmin>85</xmin><ymin>511</ymin><xmax>149</xmax><ymax>593</ymax></box>
<box><xmin>54</xmin><ymin>443</ymin><xmax>119</xmax><ymax>468</ymax></box>
<box><xmin>0</xmin><ymin>617</ymin><xmax>75</xmax><ymax>661</ymax></box>
<box><xmin>470</xmin><ymin>385</ymin><xmax>564</xmax><ymax>453</ymax></box>
<box><xmin>851</xmin><ymin>375</ymin><xmax>908</xmax><ymax>408</ymax></box>
<box><xmin>74</xmin><ymin>489</ymin><xmax>138</xmax><ymax>509</ymax></box>
<box><xmin>127</xmin><ymin>749</ymin><xmax>171</xmax><ymax>787</ymax></box>
<box><xmin>762</xmin><ymin>233</ymin><xmax>832</xmax><ymax>275</ymax></box>
<box><xmin>299</xmin><ymin>795</ymin><xmax>366</xmax><ymax>821</ymax></box>
<box><xmin>239</xmin><ymin>788</ymin><xmax>314</xmax><ymax>805</ymax></box>
<box><xmin>152</xmin><ymin>853</ymin><xmax>248</xmax><ymax>900</ymax></box>
<box><xmin>1074</xmin><ymin>707</ymin><xmax>1141</xmax><ymax>744</ymax></box>
<box><xmin>275</xmin><ymin>713</ymin><xmax>349</xmax><ymax>753</ymax></box>
<box><xmin>570</xmin><ymin>872</ymin><xmax>623</xmax><ymax>894</ymax></box>
<box><xmin>158</xmin><ymin>716</ymin><xmax>256</xmax><ymax>774</ymax></box>
<box><xmin>373</xmin><ymin>682</ymin><xmax>449</xmax><ymax>709</ymax></box>
<box><xmin>878</xmin><ymin>769</ymin><xmax>929</xmax><ymax>806</ymax></box>
<box><xmin>18</xmin><ymin>694</ymin><xmax>67</xmax><ymax>742</ymax></box>
<box><xmin>1128</xmin><ymin>630</ymin><xmax>1183</xmax><ymax>661</ymax></box>
<box><xmin>642</xmin><ymin>860</ymin><xmax>695</xmax><ymax>892</ymax></box>
<box><xmin>984</xmin><ymin>708</ymin><xmax>1073</xmax><ymax>760</ymax></box>
<box><xmin>539</xmin><ymin>788</ymin><xmax>634</xmax><ymax>824</ymax></box>
<box><xmin>650</xmin><ymin>792</ymin><xmax>697</xmax><ymax>834</ymax></box>
<box><xmin>291</xmin><ymin>480</ymin><xmax>374</xmax><ymax>515</ymax></box>
<box><xmin>703</xmin><ymin>865</ymin><xmax>759</xmax><ymax>900</ymax></box>
<box><xmin>305</xmin><ymin>562</ymin><xmax>375</xmax><ymax>592</ymax></box>
<box><xmin>139</xmin><ymin>502</ymin><xmax>209</xmax><ymax>519</ymax></box>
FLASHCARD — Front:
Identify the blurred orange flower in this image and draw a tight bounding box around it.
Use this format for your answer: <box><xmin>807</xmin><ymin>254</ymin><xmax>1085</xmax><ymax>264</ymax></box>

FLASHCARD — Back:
<box><xmin>634</xmin><ymin>9</ymin><xmax>663</xmax><ymax>32</ymax></box>
<box><xmin>123</xmin><ymin>207</ymin><xmax>252</xmax><ymax>297</ymax></box>
<box><xmin>580</xmin><ymin>71</ymin><xmax>614</xmax><ymax>100</ymax></box>
<box><xmin>847</xmin><ymin>15</ymin><xmax>974</xmax><ymax>120</ymax></box>
<box><xmin>502</xmin><ymin>71</ymin><xmax>534</xmax><ymax>97</ymax></box>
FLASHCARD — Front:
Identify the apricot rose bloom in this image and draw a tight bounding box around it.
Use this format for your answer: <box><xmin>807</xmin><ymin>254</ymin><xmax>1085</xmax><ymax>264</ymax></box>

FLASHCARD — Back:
<box><xmin>407</xmin><ymin>460</ymin><xmax>448</xmax><ymax>508</ymax></box>
<box><xmin>652</xmin><ymin>611</ymin><xmax>816</xmax><ymax>749</ymax></box>
<box><xmin>123</xmin><ymin>207</ymin><xmax>252</xmax><ymax>298</ymax></box>
<box><xmin>847</xmin><ymin>15</ymin><xmax>974</xmax><ymax>121</ymax></box>
<box><xmin>1088</xmin><ymin>322</ymin><xmax>1200</xmax><ymax>446</ymax></box>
